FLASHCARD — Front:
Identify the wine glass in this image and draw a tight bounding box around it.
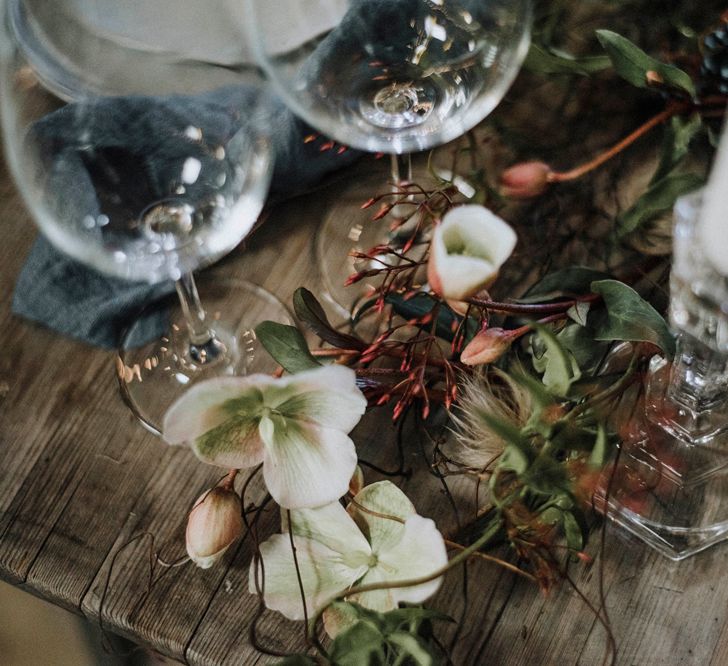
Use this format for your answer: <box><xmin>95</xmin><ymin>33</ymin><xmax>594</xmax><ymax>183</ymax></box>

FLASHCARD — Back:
<box><xmin>0</xmin><ymin>0</ymin><xmax>290</xmax><ymax>434</ymax></box>
<box><xmin>245</xmin><ymin>0</ymin><xmax>532</xmax><ymax>316</ymax></box>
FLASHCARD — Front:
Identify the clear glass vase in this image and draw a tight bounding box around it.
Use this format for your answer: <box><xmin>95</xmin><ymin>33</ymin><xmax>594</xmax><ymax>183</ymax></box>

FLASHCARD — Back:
<box><xmin>607</xmin><ymin>189</ymin><xmax>728</xmax><ymax>560</ymax></box>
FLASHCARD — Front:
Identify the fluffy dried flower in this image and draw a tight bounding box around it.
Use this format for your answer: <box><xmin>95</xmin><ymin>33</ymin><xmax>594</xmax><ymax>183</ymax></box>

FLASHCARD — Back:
<box><xmin>448</xmin><ymin>369</ymin><xmax>533</xmax><ymax>468</ymax></box>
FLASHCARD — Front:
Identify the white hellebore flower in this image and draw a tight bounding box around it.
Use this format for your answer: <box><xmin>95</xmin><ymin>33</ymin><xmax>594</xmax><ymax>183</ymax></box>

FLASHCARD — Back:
<box><xmin>250</xmin><ymin>481</ymin><xmax>448</xmax><ymax>633</ymax></box>
<box><xmin>163</xmin><ymin>365</ymin><xmax>367</xmax><ymax>509</ymax></box>
<box><xmin>427</xmin><ymin>204</ymin><xmax>517</xmax><ymax>300</ymax></box>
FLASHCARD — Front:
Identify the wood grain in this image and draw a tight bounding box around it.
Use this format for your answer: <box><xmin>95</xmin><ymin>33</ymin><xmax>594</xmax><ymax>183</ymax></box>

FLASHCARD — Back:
<box><xmin>1</xmin><ymin>102</ymin><xmax>727</xmax><ymax>666</ymax></box>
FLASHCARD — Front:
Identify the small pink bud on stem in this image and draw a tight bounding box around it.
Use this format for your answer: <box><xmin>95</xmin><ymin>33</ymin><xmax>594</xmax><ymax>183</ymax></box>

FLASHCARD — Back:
<box><xmin>460</xmin><ymin>327</ymin><xmax>516</xmax><ymax>366</ymax></box>
<box><xmin>499</xmin><ymin>161</ymin><xmax>553</xmax><ymax>199</ymax></box>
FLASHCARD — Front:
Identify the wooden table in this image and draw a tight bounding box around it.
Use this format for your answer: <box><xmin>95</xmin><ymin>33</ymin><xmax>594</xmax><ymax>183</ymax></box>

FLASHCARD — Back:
<box><xmin>3</xmin><ymin>131</ymin><xmax>728</xmax><ymax>666</ymax></box>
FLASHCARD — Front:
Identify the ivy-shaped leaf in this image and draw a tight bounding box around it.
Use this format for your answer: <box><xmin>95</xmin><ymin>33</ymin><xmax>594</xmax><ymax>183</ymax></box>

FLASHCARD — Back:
<box><xmin>255</xmin><ymin>322</ymin><xmax>321</xmax><ymax>374</ymax></box>
<box><xmin>596</xmin><ymin>30</ymin><xmax>695</xmax><ymax>97</ymax></box>
<box><xmin>617</xmin><ymin>172</ymin><xmax>704</xmax><ymax>238</ymax></box>
<box><xmin>590</xmin><ymin>280</ymin><xmax>675</xmax><ymax>358</ymax></box>
<box><xmin>531</xmin><ymin>326</ymin><xmax>581</xmax><ymax>397</ymax></box>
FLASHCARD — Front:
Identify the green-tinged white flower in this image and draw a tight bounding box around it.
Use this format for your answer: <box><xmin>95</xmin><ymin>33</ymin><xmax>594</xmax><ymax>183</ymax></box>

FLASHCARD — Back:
<box><xmin>163</xmin><ymin>365</ymin><xmax>367</xmax><ymax>509</ymax></box>
<box><xmin>249</xmin><ymin>481</ymin><xmax>448</xmax><ymax>633</ymax></box>
<box><xmin>427</xmin><ymin>204</ymin><xmax>517</xmax><ymax>300</ymax></box>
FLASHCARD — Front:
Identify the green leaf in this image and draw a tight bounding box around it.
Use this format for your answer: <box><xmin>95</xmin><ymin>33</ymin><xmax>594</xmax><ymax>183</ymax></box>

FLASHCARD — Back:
<box><xmin>293</xmin><ymin>288</ymin><xmax>366</xmax><ymax>351</ymax></box>
<box><xmin>596</xmin><ymin>30</ymin><xmax>695</xmax><ymax>97</ymax></box>
<box><xmin>476</xmin><ymin>408</ymin><xmax>533</xmax><ymax>474</ymax></box>
<box><xmin>590</xmin><ymin>280</ymin><xmax>675</xmax><ymax>358</ymax></box>
<box><xmin>617</xmin><ymin>172</ymin><xmax>704</xmax><ymax>237</ymax></box>
<box><xmin>520</xmin><ymin>267</ymin><xmax>611</xmax><ymax>302</ymax></box>
<box><xmin>562</xmin><ymin>511</ymin><xmax>584</xmax><ymax>551</ymax></box>
<box><xmin>653</xmin><ymin>114</ymin><xmax>703</xmax><ymax>183</ymax></box>
<box><xmin>524</xmin><ymin>43</ymin><xmax>611</xmax><ymax>76</ymax></box>
<box><xmin>381</xmin><ymin>607</ymin><xmax>454</xmax><ymax>633</ymax></box>
<box><xmin>329</xmin><ymin>621</ymin><xmax>386</xmax><ymax>666</ymax></box>
<box><xmin>531</xmin><ymin>326</ymin><xmax>581</xmax><ymax>397</ymax></box>
<box><xmin>254</xmin><ymin>322</ymin><xmax>321</xmax><ymax>374</ymax></box>
<box><xmin>556</xmin><ymin>323</ymin><xmax>611</xmax><ymax>375</ymax></box>
<box><xmin>387</xmin><ymin>632</ymin><xmax>437</xmax><ymax>666</ymax></box>
<box><xmin>567</xmin><ymin>301</ymin><xmax>590</xmax><ymax>326</ymax></box>
<box><xmin>589</xmin><ymin>422</ymin><xmax>609</xmax><ymax>468</ymax></box>
<box><xmin>386</xmin><ymin>293</ymin><xmax>478</xmax><ymax>343</ymax></box>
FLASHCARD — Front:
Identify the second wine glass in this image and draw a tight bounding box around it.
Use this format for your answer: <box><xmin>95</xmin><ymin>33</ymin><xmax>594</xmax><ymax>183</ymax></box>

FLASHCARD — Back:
<box><xmin>246</xmin><ymin>0</ymin><xmax>531</xmax><ymax>316</ymax></box>
<box><xmin>0</xmin><ymin>0</ymin><xmax>290</xmax><ymax>434</ymax></box>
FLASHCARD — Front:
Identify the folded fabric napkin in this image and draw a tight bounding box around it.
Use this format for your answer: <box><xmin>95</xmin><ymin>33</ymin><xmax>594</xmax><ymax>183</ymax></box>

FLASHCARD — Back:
<box><xmin>12</xmin><ymin>88</ymin><xmax>360</xmax><ymax>348</ymax></box>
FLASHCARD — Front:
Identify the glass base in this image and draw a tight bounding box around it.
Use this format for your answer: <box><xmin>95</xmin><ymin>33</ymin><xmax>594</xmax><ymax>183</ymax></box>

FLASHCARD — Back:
<box><xmin>645</xmin><ymin>356</ymin><xmax>728</xmax><ymax>473</ymax></box>
<box><xmin>117</xmin><ymin>277</ymin><xmax>291</xmax><ymax>435</ymax></box>
<box><xmin>602</xmin><ymin>422</ymin><xmax>728</xmax><ymax>560</ymax></box>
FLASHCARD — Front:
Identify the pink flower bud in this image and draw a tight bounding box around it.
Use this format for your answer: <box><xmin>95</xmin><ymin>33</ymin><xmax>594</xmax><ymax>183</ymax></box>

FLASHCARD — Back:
<box><xmin>186</xmin><ymin>486</ymin><xmax>243</xmax><ymax>569</ymax></box>
<box><xmin>460</xmin><ymin>328</ymin><xmax>514</xmax><ymax>366</ymax></box>
<box><xmin>500</xmin><ymin>161</ymin><xmax>552</xmax><ymax>199</ymax></box>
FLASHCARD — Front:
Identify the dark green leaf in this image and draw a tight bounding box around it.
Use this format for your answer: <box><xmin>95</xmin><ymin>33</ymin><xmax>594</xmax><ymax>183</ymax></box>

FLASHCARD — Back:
<box><xmin>387</xmin><ymin>632</ymin><xmax>437</xmax><ymax>666</ymax></box>
<box><xmin>596</xmin><ymin>30</ymin><xmax>695</xmax><ymax>97</ymax></box>
<box><xmin>653</xmin><ymin>114</ymin><xmax>703</xmax><ymax>183</ymax></box>
<box><xmin>381</xmin><ymin>607</ymin><xmax>454</xmax><ymax>633</ymax></box>
<box><xmin>293</xmin><ymin>288</ymin><xmax>366</xmax><ymax>350</ymax></box>
<box><xmin>590</xmin><ymin>280</ymin><xmax>675</xmax><ymax>357</ymax></box>
<box><xmin>563</xmin><ymin>511</ymin><xmax>584</xmax><ymax>551</ymax></box>
<box><xmin>477</xmin><ymin>408</ymin><xmax>533</xmax><ymax>474</ymax></box>
<box><xmin>524</xmin><ymin>43</ymin><xmax>611</xmax><ymax>76</ymax></box>
<box><xmin>617</xmin><ymin>172</ymin><xmax>704</xmax><ymax>237</ymax></box>
<box><xmin>386</xmin><ymin>293</ymin><xmax>477</xmax><ymax>343</ymax></box>
<box><xmin>520</xmin><ymin>267</ymin><xmax>611</xmax><ymax>302</ymax></box>
<box><xmin>329</xmin><ymin>621</ymin><xmax>386</xmax><ymax>666</ymax></box>
<box><xmin>523</xmin><ymin>456</ymin><xmax>570</xmax><ymax>496</ymax></box>
<box><xmin>567</xmin><ymin>301</ymin><xmax>591</xmax><ymax>326</ymax></box>
<box><xmin>255</xmin><ymin>322</ymin><xmax>321</xmax><ymax>374</ymax></box>
<box><xmin>556</xmin><ymin>323</ymin><xmax>611</xmax><ymax>375</ymax></box>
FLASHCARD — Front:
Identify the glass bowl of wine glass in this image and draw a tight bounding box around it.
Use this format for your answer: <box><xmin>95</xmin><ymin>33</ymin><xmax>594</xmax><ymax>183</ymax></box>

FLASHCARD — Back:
<box><xmin>245</xmin><ymin>0</ymin><xmax>531</xmax><ymax>317</ymax></box>
<box><xmin>0</xmin><ymin>0</ymin><xmax>290</xmax><ymax>434</ymax></box>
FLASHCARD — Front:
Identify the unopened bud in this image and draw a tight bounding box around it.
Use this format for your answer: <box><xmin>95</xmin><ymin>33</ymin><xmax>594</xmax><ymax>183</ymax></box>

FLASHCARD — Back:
<box><xmin>460</xmin><ymin>328</ymin><xmax>514</xmax><ymax>366</ymax></box>
<box><xmin>186</xmin><ymin>486</ymin><xmax>243</xmax><ymax>569</ymax></box>
<box><xmin>500</xmin><ymin>161</ymin><xmax>552</xmax><ymax>199</ymax></box>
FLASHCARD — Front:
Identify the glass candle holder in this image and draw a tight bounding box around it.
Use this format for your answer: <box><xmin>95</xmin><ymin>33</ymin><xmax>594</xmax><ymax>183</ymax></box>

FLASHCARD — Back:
<box><xmin>606</xmin><ymin>189</ymin><xmax>728</xmax><ymax>560</ymax></box>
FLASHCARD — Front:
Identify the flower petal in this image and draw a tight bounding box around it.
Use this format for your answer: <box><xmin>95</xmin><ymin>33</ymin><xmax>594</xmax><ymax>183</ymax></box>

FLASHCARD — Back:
<box><xmin>285</xmin><ymin>501</ymin><xmax>372</xmax><ymax>563</ymax></box>
<box><xmin>348</xmin><ymin>481</ymin><xmax>416</xmax><ymax>554</ymax></box>
<box><xmin>261</xmin><ymin>415</ymin><xmax>358</xmax><ymax>509</ymax></box>
<box><xmin>266</xmin><ymin>365</ymin><xmax>367</xmax><ymax>432</ymax></box>
<box><xmin>348</xmin><ymin>566</ymin><xmax>396</xmax><ymax>614</ymax></box>
<box><xmin>163</xmin><ymin>375</ymin><xmax>274</xmax><ymax>444</ymax></box>
<box><xmin>377</xmin><ymin>515</ymin><xmax>448</xmax><ymax>605</ymax></box>
<box><xmin>429</xmin><ymin>205</ymin><xmax>517</xmax><ymax>300</ymax></box>
<box><xmin>250</xmin><ymin>534</ymin><xmax>366</xmax><ymax>620</ymax></box>
<box><xmin>191</xmin><ymin>414</ymin><xmax>265</xmax><ymax>469</ymax></box>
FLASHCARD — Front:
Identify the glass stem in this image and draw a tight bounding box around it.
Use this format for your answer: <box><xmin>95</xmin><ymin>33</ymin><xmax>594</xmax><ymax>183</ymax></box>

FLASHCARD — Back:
<box><xmin>390</xmin><ymin>153</ymin><xmax>412</xmax><ymax>184</ymax></box>
<box><xmin>390</xmin><ymin>154</ymin><xmax>412</xmax><ymax>221</ymax></box>
<box><xmin>175</xmin><ymin>272</ymin><xmax>213</xmax><ymax>346</ymax></box>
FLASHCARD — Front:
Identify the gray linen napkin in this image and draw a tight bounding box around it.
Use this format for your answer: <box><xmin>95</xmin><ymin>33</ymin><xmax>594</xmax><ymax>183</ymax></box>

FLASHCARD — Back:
<box><xmin>12</xmin><ymin>90</ymin><xmax>359</xmax><ymax>348</ymax></box>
